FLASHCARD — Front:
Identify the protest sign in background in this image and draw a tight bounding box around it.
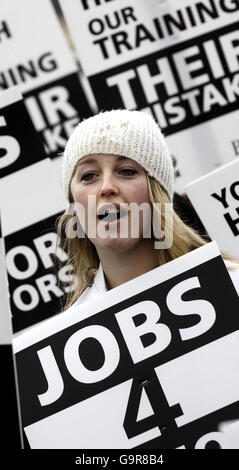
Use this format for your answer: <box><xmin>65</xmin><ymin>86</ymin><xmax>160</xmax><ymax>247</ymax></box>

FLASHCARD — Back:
<box><xmin>185</xmin><ymin>158</ymin><xmax>239</xmax><ymax>259</ymax></box>
<box><xmin>0</xmin><ymin>0</ymin><xmax>92</xmax><ymax>158</ymax></box>
<box><xmin>0</xmin><ymin>88</ymin><xmax>71</xmax><ymax>333</ymax></box>
<box><xmin>1</xmin><ymin>158</ymin><xmax>69</xmax><ymax>333</ymax></box>
<box><xmin>0</xmin><ymin>87</ymin><xmax>46</xmax><ymax>178</ymax></box>
<box><xmin>14</xmin><ymin>242</ymin><xmax>239</xmax><ymax>449</ymax></box>
<box><xmin>59</xmin><ymin>0</ymin><xmax>239</xmax><ymax>192</ymax></box>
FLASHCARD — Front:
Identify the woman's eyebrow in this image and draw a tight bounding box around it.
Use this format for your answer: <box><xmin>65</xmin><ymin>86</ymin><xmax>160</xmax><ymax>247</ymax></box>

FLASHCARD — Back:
<box><xmin>117</xmin><ymin>156</ymin><xmax>131</xmax><ymax>162</ymax></box>
<box><xmin>77</xmin><ymin>155</ymin><xmax>130</xmax><ymax>168</ymax></box>
<box><xmin>77</xmin><ymin>157</ymin><xmax>98</xmax><ymax>167</ymax></box>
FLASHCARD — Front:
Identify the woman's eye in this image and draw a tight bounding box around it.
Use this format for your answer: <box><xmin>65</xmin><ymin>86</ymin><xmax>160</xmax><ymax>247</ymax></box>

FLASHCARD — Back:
<box><xmin>119</xmin><ymin>168</ymin><xmax>137</xmax><ymax>176</ymax></box>
<box><xmin>81</xmin><ymin>172</ymin><xmax>95</xmax><ymax>182</ymax></box>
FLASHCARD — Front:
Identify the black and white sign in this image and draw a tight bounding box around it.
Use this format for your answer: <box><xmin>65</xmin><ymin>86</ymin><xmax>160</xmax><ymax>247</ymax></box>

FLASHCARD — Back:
<box><xmin>0</xmin><ymin>214</ymin><xmax>23</xmax><ymax>448</ymax></box>
<box><xmin>185</xmin><ymin>158</ymin><xmax>239</xmax><ymax>259</ymax></box>
<box><xmin>13</xmin><ymin>242</ymin><xmax>239</xmax><ymax>448</ymax></box>
<box><xmin>5</xmin><ymin>212</ymin><xmax>73</xmax><ymax>333</ymax></box>
<box><xmin>0</xmin><ymin>0</ymin><xmax>92</xmax><ymax>158</ymax></box>
<box><xmin>60</xmin><ymin>0</ymin><xmax>239</xmax><ymax>191</ymax></box>
<box><xmin>0</xmin><ymin>88</ymin><xmax>72</xmax><ymax>332</ymax></box>
<box><xmin>0</xmin><ymin>87</ymin><xmax>46</xmax><ymax>178</ymax></box>
<box><xmin>0</xmin><ymin>158</ymin><xmax>68</xmax><ymax>333</ymax></box>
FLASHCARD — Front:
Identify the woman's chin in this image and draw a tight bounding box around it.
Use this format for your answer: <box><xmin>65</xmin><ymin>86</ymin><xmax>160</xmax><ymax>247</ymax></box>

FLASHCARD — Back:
<box><xmin>90</xmin><ymin>235</ymin><xmax>139</xmax><ymax>253</ymax></box>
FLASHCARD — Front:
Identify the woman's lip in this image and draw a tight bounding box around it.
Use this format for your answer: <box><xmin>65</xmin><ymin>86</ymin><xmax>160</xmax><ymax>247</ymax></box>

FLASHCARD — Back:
<box><xmin>97</xmin><ymin>213</ymin><xmax>127</xmax><ymax>227</ymax></box>
<box><xmin>97</xmin><ymin>202</ymin><xmax>122</xmax><ymax>217</ymax></box>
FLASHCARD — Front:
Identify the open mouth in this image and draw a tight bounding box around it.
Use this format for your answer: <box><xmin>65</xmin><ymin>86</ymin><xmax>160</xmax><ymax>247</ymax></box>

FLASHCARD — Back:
<box><xmin>97</xmin><ymin>206</ymin><xmax>128</xmax><ymax>223</ymax></box>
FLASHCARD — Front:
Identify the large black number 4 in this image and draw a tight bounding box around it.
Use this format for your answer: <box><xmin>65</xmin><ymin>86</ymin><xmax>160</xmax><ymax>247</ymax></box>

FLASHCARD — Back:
<box><xmin>123</xmin><ymin>373</ymin><xmax>183</xmax><ymax>439</ymax></box>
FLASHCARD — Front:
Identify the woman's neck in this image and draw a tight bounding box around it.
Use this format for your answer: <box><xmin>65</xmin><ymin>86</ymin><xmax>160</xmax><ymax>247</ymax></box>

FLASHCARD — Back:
<box><xmin>97</xmin><ymin>239</ymin><xmax>159</xmax><ymax>290</ymax></box>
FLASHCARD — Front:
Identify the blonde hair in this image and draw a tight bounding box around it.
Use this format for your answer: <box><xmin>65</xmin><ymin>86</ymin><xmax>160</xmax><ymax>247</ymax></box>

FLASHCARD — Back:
<box><xmin>56</xmin><ymin>176</ymin><xmax>238</xmax><ymax>311</ymax></box>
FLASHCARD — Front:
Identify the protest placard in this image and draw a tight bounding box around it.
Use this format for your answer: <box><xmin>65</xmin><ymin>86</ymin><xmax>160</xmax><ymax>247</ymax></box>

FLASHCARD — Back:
<box><xmin>0</xmin><ymin>88</ymin><xmax>70</xmax><ymax>332</ymax></box>
<box><xmin>13</xmin><ymin>242</ymin><xmax>239</xmax><ymax>448</ymax></box>
<box><xmin>0</xmin><ymin>0</ymin><xmax>92</xmax><ymax>158</ymax></box>
<box><xmin>0</xmin><ymin>87</ymin><xmax>46</xmax><ymax>178</ymax></box>
<box><xmin>59</xmin><ymin>0</ymin><xmax>239</xmax><ymax>192</ymax></box>
<box><xmin>185</xmin><ymin>158</ymin><xmax>239</xmax><ymax>259</ymax></box>
<box><xmin>0</xmin><ymin>158</ymin><xmax>69</xmax><ymax>333</ymax></box>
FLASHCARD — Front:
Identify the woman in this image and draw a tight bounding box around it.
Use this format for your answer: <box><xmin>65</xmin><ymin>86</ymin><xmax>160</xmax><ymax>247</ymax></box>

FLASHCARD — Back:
<box><xmin>57</xmin><ymin>109</ymin><xmax>239</xmax><ymax>311</ymax></box>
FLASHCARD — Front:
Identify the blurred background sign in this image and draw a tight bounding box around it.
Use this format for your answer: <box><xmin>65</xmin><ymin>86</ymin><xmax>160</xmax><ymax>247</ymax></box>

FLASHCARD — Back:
<box><xmin>59</xmin><ymin>0</ymin><xmax>239</xmax><ymax>192</ymax></box>
<box><xmin>0</xmin><ymin>0</ymin><xmax>93</xmax><ymax>159</ymax></box>
<box><xmin>185</xmin><ymin>158</ymin><xmax>239</xmax><ymax>259</ymax></box>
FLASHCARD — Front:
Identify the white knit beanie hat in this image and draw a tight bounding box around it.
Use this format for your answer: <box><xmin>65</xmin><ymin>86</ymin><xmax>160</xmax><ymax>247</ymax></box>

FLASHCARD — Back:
<box><xmin>62</xmin><ymin>109</ymin><xmax>174</xmax><ymax>201</ymax></box>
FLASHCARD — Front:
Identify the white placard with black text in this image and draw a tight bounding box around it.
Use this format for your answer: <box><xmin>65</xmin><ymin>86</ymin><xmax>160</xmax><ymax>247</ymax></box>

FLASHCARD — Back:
<box><xmin>59</xmin><ymin>0</ymin><xmax>239</xmax><ymax>191</ymax></box>
<box><xmin>0</xmin><ymin>0</ymin><xmax>92</xmax><ymax>157</ymax></box>
<box><xmin>14</xmin><ymin>242</ymin><xmax>239</xmax><ymax>449</ymax></box>
<box><xmin>185</xmin><ymin>158</ymin><xmax>239</xmax><ymax>259</ymax></box>
<box><xmin>0</xmin><ymin>158</ymin><xmax>69</xmax><ymax>333</ymax></box>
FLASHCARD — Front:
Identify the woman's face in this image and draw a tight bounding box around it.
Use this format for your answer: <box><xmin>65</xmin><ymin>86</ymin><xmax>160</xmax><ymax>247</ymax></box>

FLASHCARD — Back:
<box><xmin>70</xmin><ymin>154</ymin><xmax>151</xmax><ymax>253</ymax></box>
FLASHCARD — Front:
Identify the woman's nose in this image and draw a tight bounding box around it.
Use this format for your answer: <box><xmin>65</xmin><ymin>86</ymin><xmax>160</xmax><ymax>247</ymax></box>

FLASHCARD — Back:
<box><xmin>100</xmin><ymin>174</ymin><xmax>119</xmax><ymax>197</ymax></box>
